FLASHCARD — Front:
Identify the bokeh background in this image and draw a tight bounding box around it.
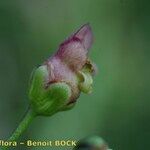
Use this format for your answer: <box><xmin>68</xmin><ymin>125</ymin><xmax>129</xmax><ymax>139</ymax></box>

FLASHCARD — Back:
<box><xmin>0</xmin><ymin>0</ymin><xmax>150</xmax><ymax>149</ymax></box>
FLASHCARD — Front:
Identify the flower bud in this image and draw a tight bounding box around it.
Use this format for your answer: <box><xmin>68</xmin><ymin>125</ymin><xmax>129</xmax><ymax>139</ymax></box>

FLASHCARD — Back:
<box><xmin>74</xmin><ymin>136</ymin><xmax>111</xmax><ymax>150</ymax></box>
<box><xmin>28</xmin><ymin>24</ymin><xmax>96</xmax><ymax>116</ymax></box>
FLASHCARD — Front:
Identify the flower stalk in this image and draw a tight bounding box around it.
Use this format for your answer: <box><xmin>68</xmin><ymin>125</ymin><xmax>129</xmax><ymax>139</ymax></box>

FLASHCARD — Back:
<box><xmin>1</xmin><ymin>108</ymin><xmax>36</xmax><ymax>150</ymax></box>
<box><xmin>8</xmin><ymin>108</ymin><xmax>36</xmax><ymax>142</ymax></box>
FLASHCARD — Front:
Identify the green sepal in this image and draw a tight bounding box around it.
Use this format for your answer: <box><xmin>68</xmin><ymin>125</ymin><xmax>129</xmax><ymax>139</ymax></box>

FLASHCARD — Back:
<box><xmin>29</xmin><ymin>65</ymin><xmax>71</xmax><ymax>116</ymax></box>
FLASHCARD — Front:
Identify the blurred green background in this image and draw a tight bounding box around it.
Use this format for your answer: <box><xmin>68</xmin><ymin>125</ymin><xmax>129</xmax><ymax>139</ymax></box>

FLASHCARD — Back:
<box><xmin>0</xmin><ymin>0</ymin><xmax>150</xmax><ymax>149</ymax></box>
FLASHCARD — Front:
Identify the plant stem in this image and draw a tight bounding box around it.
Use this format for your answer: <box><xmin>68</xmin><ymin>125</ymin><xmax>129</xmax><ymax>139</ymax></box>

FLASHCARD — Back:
<box><xmin>9</xmin><ymin>108</ymin><xmax>36</xmax><ymax>141</ymax></box>
<box><xmin>1</xmin><ymin>108</ymin><xmax>36</xmax><ymax>150</ymax></box>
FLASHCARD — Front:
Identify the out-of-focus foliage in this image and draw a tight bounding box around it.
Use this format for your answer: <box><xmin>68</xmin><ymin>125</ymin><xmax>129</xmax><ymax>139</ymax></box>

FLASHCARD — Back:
<box><xmin>0</xmin><ymin>0</ymin><xmax>150</xmax><ymax>150</ymax></box>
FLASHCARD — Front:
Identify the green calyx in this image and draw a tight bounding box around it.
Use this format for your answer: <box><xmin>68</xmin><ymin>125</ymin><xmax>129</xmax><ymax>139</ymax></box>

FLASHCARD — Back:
<box><xmin>29</xmin><ymin>65</ymin><xmax>72</xmax><ymax>116</ymax></box>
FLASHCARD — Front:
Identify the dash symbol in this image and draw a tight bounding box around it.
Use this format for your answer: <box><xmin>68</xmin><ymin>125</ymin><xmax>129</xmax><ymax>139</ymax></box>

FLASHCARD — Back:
<box><xmin>20</xmin><ymin>142</ymin><xmax>25</xmax><ymax>145</ymax></box>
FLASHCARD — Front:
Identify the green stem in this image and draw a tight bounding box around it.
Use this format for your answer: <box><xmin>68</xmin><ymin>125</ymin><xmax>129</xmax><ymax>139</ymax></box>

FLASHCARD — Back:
<box><xmin>9</xmin><ymin>108</ymin><xmax>36</xmax><ymax>141</ymax></box>
<box><xmin>1</xmin><ymin>108</ymin><xmax>36</xmax><ymax>150</ymax></box>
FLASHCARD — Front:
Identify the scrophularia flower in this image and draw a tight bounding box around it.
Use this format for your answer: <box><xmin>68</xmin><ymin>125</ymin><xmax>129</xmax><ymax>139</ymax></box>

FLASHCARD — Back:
<box><xmin>29</xmin><ymin>24</ymin><xmax>96</xmax><ymax>116</ymax></box>
<box><xmin>4</xmin><ymin>24</ymin><xmax>96</xmax><ymax>144</ymax></box>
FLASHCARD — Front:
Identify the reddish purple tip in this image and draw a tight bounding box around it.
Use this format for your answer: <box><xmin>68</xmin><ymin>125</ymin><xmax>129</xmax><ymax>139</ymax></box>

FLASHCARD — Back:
<box><xmin>55</xmin><ymin>24</ymin><xmax>93</xmax><ymax>71</ymax></box>
<box><xmin>74</xmin><ymin>24</ymin><xmax>93</xmax><ymax>50</ymax></box>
